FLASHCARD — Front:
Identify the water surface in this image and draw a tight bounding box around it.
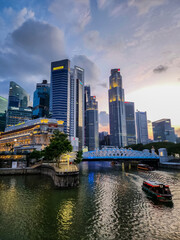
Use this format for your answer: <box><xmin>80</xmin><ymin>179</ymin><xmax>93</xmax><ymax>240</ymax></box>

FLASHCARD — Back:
<box><xmin>0</xmin><ymin>161</ymin><xmax>180</xmax><ymax>240</ymax></box>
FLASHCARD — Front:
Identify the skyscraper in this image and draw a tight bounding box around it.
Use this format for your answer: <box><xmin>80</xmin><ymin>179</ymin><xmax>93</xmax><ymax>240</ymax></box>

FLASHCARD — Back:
<box><xmin>33</xmin><ymin>80</ymin><xmax>50</xmax><ymax>118</ymax></box>
<box><xmin>84</xmin><ymin>85</ymin><xmax>91</xmax><ymax>147</ymax></box>
<box><xmin>108</xmin><ymin>69</ymin><xmax>127</xmax><ymax>147</ymax></box>
<box><xmin>86</xmin><ymin>96</ymin><xmax>99</xmax><ymax>151</ymax></box>
<box><xmin>152</xmin><ymin>119</ymin><xmax>176</xmax><ymax>143</ymax></box>
<box><xmin>6</xmin><ymin>81</ymin><xmax>32</xmax><ymax>127</ymax></box>
<box><xmin>136</xmin><ymin>111</ymin><xmax>148</xmax><ymax>145</ymax></box>
<box><xmin>0</xmin><ymin>96</ymin><xmax>8</xmax><ymax>132</ymax></box>
<box><xmin>125</xmin><ymin>102</ymin><xmax>136</xmax><ymax>145</ymax></box>
<box><xmin>70</xmin><ymin>66</ymin><xmax>84</xmax><ymax>150</ymax></box>
<box><xmin>51</xmin><ymin>59</ymin><xmax>70</xmax><ymax>134</ymax></box>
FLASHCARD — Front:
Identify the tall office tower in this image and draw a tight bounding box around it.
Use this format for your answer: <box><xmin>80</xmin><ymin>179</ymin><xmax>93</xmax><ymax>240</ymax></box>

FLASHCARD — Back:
<box><xmin>84</xmin><ymin>85</ymin><xmax>91</xmax><ymax>147</ymax></box>
<box><xmin>125</xmin><ymin>102</ymin><xmax>136</xmax><ymax>145</ymax></box>
<box><xmin>152</xmin><ymin>119</ymin><xmax>176</xmax><ymax>143</ymax></box>
<box><xmin>108</xmin><ymin>69</ymin><xmax>127</xmax><ymax>147</ymax></box>
<box><xmin>136</xmin><ymin>111</ymin><xmax>148</xmax><ymax>145</ymax></box>
<box><xmin>6</xmin><ymin>81</ymin><xmax>32</xmax><ymax>127</ymax></box>
<box><xmin>70</xmin><ymin>66</ymin><xmax>84</xmax><ymax>150</ymax></box>
<box><xmin>33</xmin><ymin>80</ymin><xmax>50</xmax><ymax>118</ymax></box>
<box><xmin>86</xmin><ymin>96</ymin><xmax>99</xmax><ymax>151</ymax></box>
<box><xmin>147</xmin><ymin>120</ymin><xmax>154</xmax><ymax>141</ymax></box>
<box><xmin>0</xmin><ymin>96</ymin><xmax>8</xmax><ymax>132</ymax></box>
<box><xmin>51</xmin><ymin>59</ymin><xmax>70</xmax><ymax>134</ymax></box>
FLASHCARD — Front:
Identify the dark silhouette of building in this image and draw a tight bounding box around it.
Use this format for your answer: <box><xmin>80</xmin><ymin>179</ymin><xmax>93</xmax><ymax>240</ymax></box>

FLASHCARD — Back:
<box><xmin>33</xmin><ymin>80</ymin><xmax>50</xmax><ymax>118</ymax></box>
<box><xmin>152</xmin><ymin>119</ymin><xmax>176</xmax><ymax>143</ymax></box>
<box><xmin>125</xmin><ymin>102</ymin><xmax>136</xmax><ymax>145</ymax></box>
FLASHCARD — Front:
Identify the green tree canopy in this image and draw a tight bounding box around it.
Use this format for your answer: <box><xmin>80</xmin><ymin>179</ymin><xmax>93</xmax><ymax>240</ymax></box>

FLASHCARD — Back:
<box><xmin>44</xmin><ymin>130</ymin><xmax>73</xmax><ymax>162</ymax></box>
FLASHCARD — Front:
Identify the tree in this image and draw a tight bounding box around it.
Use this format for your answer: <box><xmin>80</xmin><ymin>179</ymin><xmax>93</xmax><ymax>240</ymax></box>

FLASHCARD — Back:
<box><xmin>29</xmin><ymin>150</ymin><xmax>42</xmax><ymax>161</ymax></box>
<box><xmin>43</xmin><ymin>130</ymin><xmax>73</xmax><ymax>163</ymax></box>
<box><xmin>74</xmin><ymin>150</ymin><xmax>83</xmax><ymax>164</ymax></box>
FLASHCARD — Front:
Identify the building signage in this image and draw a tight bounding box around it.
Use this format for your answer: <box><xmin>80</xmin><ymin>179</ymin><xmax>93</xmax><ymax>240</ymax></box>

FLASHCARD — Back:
<box><xmin>53</xmin><ymin>66</ymin><xmax>64</xmax><ymax>71</ymax></box>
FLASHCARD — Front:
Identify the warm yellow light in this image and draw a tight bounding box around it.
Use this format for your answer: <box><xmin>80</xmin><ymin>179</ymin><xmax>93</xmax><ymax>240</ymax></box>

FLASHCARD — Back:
<box><xmin>57</xmin><ymin>120</ymin><xmax>64</xmax><ymax>125</ymax></box>
<box><xmin>40</xmin><ymin>119</ymin><xmax>49</xmax><ymax>124</ymax></box>
<box><xmin>53</xmin><ymin>66</ymin><xmax>64</xmax><ymax>71</ymax></box>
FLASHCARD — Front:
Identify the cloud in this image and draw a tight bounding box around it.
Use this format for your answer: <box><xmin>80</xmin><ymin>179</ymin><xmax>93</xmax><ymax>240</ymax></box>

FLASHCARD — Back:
<box><xmin>72</xmin><ymin>55</ymin><xmax>100</xmax><ymax>86</ymax></box>
<box><xmin>11</xmin><ymin>19</ymin><xmax>65</xmax><ymax>60</ymax></box>
<box><xmin>98</xmin><ymin>82</ymin><xmax>108</xmax><ymax>88</ymax></box>
<box><xmin>0</xmin><ymin>19</ymin><xmax>66</xmax><ymax>98</ymax></box>
<box><xmin>153</xmin><ymin>65</ymin><xmax>168</xmax><ymax>73</ymax></box>
<box><xmin>3</xmin><ymin>7</ymin><xmax>35</xmax><ymax>30</ymax></box>
<box><xmin>49</xmin><ymin>0</ymin><xmax>91</xmax><ymax>31</ymax></box>
<box><xmin>128</xmin><ymin>0</ymin><xmax>166</xmax><ymax>15</ymax></box>
<box><xmin>99</xmin><ymin>111</ymin><xmax>109</xmax><ymax>126</ymax></box>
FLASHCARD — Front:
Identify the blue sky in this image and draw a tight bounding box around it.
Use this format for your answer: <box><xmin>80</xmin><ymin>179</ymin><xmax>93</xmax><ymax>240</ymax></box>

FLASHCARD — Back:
<box><xmin>0</xmin><ymin>0</ymin><xmax>180</xmax><ymax>132</ymax></box>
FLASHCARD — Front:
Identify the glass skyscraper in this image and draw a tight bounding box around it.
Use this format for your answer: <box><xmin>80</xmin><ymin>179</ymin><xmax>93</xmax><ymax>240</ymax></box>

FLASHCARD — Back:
<box><xmin>0</xmin><ymin>96</ymin><xmax>8</xmax><ymax>132</ymax></box>
<box><xmin>125</xmin><ymin>102</ymin><xmax>136</xmax><ymax>145</ymax></box>
<box><xmin>108</xmin><ymin>69</ymin><xmax>127</xmax><ymax>147</ymax></box>
<box><xmin>6</xmin><ymin>81</ymin><xmax>32</xmax><ymax>127</ymax></box>
<box><xmin>33</xmin><ymin>80</ymin><xmax>50</xmax><ymax>118</ymax></box>
<box><xmin>86</xmin><ymin>96</ymin><xmax>99</xmax><ymax>151</ymax></box>
<box><xmin>136</xmin><ymin>111</ymin><xmax>148</xmax><ymax>145</ymax></box>
<box><xmin>51</xmin><ymin>59</ymin><xmax>70</xmax><ymax>134</ymax></box>
<box><xmin>70</xmin><ymin>66</ymin><xmax>84</xmax><ymax>150</ymax></box>
<box><xmin>152</xmin><ymin>119</ymin><xmax>176</xmax><ymax>143</ymax></box>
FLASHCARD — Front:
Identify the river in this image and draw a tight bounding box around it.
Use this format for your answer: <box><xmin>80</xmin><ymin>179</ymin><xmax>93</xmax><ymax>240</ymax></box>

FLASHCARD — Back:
<box><xmin>0</xmin><ymin>161</ymin><xmax>180</xmax><ymax>240</ymax></box>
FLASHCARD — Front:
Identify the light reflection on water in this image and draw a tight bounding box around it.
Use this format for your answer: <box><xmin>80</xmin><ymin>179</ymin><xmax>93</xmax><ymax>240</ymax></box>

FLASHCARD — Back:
<box><xmin>0</xmin><ymin>162</ymin><xmax>180</xmax><ymax>240</ymax></box>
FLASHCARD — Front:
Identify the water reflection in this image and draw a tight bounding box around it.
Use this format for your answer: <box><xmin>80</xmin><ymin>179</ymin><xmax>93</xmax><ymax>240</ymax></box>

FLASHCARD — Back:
<box><xmin>0</xmin><ymin>163</ymin><xmax>180</xmax><ymax>240</ymax></box>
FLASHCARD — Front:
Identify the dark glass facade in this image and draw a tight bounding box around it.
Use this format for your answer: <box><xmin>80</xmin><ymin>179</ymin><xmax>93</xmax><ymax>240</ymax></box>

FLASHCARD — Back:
<box><xmin>152</xmin><ymin>119</ymin><xmax>176</xmax><ymax>143</ymax></box>
<box><xmin>6</xmin><ymin>81</ymin><xmax>32</xmax><ymax>127</ymax></box>
<box><xmin>84</xmin><ymin>85</ymin><xmax>91</xmax><ymax>147</ymax></box>
<box><xmin>86</xmin><ymin>96</ymin><xmax>99</xmax><ymax>151</ymax></box>
<box><xmin>136</xmin><ymin>111</ymin><xmax>148</xmax><ymax>144</ymax></box>
<box><xmin>125</xmin><ymin>102</ymin><xmax>136</xmax><ymax>145</ymax></box>
<box><xmin>0</xmin><ymin>96</ymin><xmax>8</xmax><ymax>132</ymax></box>
<box><xmin>108</xmin><ymin>69</ymin><xmax>127</xmax><ymax>147</ymax></box>
<box><xmin>51</xmin><ymin>59</ymin><xmax>70</xmax><ymax>134</ymax></box>
<box><xmin>33</xmin><ymin>80</ymin><xmax>50</xmax><ymax>118</ymax></box>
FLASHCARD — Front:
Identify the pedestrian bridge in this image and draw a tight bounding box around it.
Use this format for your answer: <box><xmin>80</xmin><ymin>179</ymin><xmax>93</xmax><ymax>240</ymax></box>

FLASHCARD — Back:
<box><xmin>83</xmin><ymin>147</ymin><xmax>159</xmax><ymax>160</ymax></box>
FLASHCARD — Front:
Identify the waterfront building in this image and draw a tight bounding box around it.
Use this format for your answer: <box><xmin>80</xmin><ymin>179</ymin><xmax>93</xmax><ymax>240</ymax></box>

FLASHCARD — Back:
<box><xmin>136</xmin><ymin>111</ymin><xmax>148</xmax><ymax>145</ymax></box>
<box><xmin>125</xmin><ymin>102</ymin><xmax>136</xmax><ymax>146</ymax></box>
<box><xmin>152</xmin><ymin>119</ymin><xmax>176</xmax><ymax>143</ymax></box>
<box><xmin>0</xmin><ymin>96</ymin><xmax>8</xmax><ymax>132</ymax></box>
<box><xmin>70</xmin><ymin>66</ymin><xmax>84</xmax><ymax>150</ymax></box>
<box><xmin>0</xmin><ymin>118</ymin><xmax>64</xmax><ymax>152</ymax></box>
<box><xmin>33</xmin><ymin>80</ymin><xmax>50</xmax><ymax>118</ymax></box>
<box><xmin>51</xmin><ymin>59</ymin><xmax>70</xmax><ymax>134</ymax></box>
<box><xmin>6</xmin><ymin>81</ymin><xmax>32</xmax><ymax>127</ymax></box>
<box><xmin>108</xmin><ymin>69</ymin><xmax>127</xmax><ymax>147</ymax></box>
<box><xmin>86</xmin><ymin>96</ymin><xmax>99</xmax><ymax>151</ymax></box>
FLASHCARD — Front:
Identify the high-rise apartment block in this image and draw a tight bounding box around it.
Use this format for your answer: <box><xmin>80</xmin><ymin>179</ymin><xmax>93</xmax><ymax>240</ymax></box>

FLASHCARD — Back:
<box><xmin>85</xmin><ymin>96</ymin><xmax>99</xmax><ymax>151</ymax></box>
<box><xmin>108</xmin><ymin>69</ymin><xmax>127</xmax><ymax>147</ymax></box>
<box><xmin>152</xmin><ymin>119</ymin><xmax>176</xmax><ymax>143</ymax></box>
<box><xmin>0</xmin><ymin>96</ymin><xmax>8</xmax><ymax>132</ymax></box>
<box><xmin>51</xmin><ymin>59</ymin><xmax>70</xmax><ymax>134</ymax></box>
<box><xmin>125</xmin><ymin>102</ymin><xmax>136</xmax><ymax>145</ymax></box>
<box><xmin>33</xmin><ymin>80</ymin><xmax>50</xmax><ymax>118</ymax></box>
<box><xmin>6</xmin><ymin>81</ymin><xmax>32</xmax><ymax>127</ymax></box>
<box><xmin>136</xmin><ymin>111</ymin><xmax>148</xmax><ymax>145</ymax></box>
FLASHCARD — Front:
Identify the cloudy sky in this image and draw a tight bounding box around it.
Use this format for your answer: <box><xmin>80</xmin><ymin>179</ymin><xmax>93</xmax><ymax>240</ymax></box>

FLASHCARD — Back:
<box><xmin>0</xmin><ymin>0</ymin><xmax>180</xmax><ymax>134</ymax></box>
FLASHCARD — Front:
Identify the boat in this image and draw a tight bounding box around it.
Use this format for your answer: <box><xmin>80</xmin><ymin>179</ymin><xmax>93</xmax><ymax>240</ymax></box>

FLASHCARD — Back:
<box><xmin>137</xmin><ymin>164</ymin><xmax>154</xmax><ymax>171</ymax></box>
<box><xmin>142</xmin><ymin>180</ymin><xmax>172</xmax><ymax>202</ymax></box>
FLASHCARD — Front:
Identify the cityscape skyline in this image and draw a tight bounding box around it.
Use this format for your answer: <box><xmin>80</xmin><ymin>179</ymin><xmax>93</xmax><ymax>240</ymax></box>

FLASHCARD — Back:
<box><xmin>0</xmin><ymin>0</ymin><xmax>179</xmax><ymax>136</ymax></box>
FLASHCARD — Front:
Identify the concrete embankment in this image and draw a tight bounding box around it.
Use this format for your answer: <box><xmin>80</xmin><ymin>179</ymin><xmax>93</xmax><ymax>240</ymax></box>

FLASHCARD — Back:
<box><xmin>0</xmin><ymin>164</ymin><xmax>79</xmax><ymax>188</ymax></box>
<box><xmin>159</xmin><ymin>162</ymin><xmax>180</xmax><ymax>170</ymax></box>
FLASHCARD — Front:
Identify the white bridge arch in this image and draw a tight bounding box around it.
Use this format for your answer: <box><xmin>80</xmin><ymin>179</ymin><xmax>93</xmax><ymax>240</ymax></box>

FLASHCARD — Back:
<box><xmin>83</xmin><ymin>147</ymin><xmax>159</xmax><ymax>160</ymax></box>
